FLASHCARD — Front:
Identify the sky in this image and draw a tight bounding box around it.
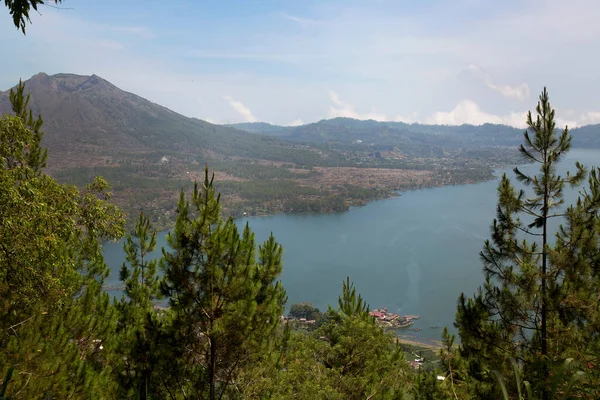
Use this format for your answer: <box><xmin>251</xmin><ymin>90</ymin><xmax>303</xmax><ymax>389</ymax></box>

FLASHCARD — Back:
<box><xmin>1</xmin><ymin>0</ymin><xmax>600</xmax><ymax>128</ymax></box>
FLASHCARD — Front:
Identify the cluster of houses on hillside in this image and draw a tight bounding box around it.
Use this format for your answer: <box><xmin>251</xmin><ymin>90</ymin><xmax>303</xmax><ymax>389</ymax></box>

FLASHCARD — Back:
<box><xmin>280</xmin><ymin>306</ymin><xmax>420</xmax><ymax>329</ymax></box>
<box><xmin>281</xmin><ymin>315</ymin><xmax>317</xmax><ymax>325</ymax></box>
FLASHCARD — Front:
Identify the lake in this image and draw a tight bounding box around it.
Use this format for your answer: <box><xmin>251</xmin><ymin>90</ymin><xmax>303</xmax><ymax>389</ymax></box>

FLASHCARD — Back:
<box><xmin>102</xmin><ymin>149</ymin><xmax>600</xmax><ymax>342</ymax></box>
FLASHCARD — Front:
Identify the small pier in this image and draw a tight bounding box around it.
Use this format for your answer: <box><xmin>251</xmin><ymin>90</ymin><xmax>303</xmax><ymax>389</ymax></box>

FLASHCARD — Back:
<box><xmin>402</xmin><ymin>314</ymin><xmax>420</xmax><ymax>320</ymax></box>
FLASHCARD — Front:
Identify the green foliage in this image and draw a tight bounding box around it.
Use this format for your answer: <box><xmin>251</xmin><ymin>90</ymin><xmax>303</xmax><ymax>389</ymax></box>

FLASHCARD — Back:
<box><xmin>0</xmin><ymin>79</ymin><xmax>125</xmax><ymax>399</ymax></box>
<box><xmin>328</xmin><ymin>276</ymin><xmax>372</xmax><ymax>321</ymax></box>
<box><xmin>3</xmin><ymin>80</ymin><xmax>46</xmax><ymax>172</ymax></box>
<box><xmin>119</xmin><ymin>212</ymin><xmax>161</xmax><ymax>311</ymax></box>
<box><xmin>289</xmin><ymin>302</ymin><xmax>322</xmax><ymax>320</ymax></box>
<box><xmin>237</xmin><ymin>279</ymin><xmax>410</xmax><ymax>400</ymax></box>
<box><xmin>4</xmin><ymin>0</ymin><xmax>61</xmax><ymax>33</ymax></box>
<box><xmin>114</xmin><ymin>212</ymin><xmax>166</xmax><ymax>399</ymax></box>
<box><xmin>493</xmin><ymin>358</ymin><xmax>585</xmax><ymax>400</ymax></box>
<box><xmin>317</xmin><ymin>315</ymin><xmax>408</xmax><ymax>399</ymax></box>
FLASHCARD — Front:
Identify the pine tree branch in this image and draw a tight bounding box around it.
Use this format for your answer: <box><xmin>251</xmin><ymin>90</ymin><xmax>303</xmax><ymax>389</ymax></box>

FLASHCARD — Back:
<box><xmin>516</xmin><ymin>225</ymin><xmax>544</xmax><ymax>237</ymax></box>
<box><xmin>6</xmin><ymin>315</ymin><xmax>35</xmax><ymax>335</ymax></box>
<box><xmin>547</xmin><ymin>212</ymin><xmax>568</xmax><ymax>219</ymax></box>
<box><xmin>518</xmin><ymin>206</ymin><xmax>542</xmax><ymax>218</ymax></box>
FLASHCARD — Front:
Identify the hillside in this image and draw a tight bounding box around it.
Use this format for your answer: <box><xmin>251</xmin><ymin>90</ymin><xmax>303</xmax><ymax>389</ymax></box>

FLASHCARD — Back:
<box><xmin>0</xmin><ymin>73</ymin><xmax>520</xmax><ymax>228</ymax></box>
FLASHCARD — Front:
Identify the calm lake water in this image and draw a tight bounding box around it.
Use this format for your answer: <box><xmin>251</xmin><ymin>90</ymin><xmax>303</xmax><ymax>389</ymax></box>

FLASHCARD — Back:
<box><xmin>103</xmin><ymin>149</ymin><xmax>600</xmax><ymax>342</ymax></box>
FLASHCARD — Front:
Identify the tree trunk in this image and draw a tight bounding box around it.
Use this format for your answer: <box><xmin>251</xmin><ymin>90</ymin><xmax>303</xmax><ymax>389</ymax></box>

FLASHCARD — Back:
<box><xmin>209</xmin><ymin>336</ymin><xmax>217</xmax><ymax>400</ymax></box>
<box><xmin>541</xmin><ymin>151</ymin><xmax>549</xmax><ymax>400</ymax></box>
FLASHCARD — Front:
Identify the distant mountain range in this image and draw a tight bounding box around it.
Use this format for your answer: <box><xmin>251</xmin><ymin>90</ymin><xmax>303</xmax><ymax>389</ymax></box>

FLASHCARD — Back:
<box><xmin>229</xmin><ymin>117</ymin><xmax>600</xmax><ymax>149</ymax></box>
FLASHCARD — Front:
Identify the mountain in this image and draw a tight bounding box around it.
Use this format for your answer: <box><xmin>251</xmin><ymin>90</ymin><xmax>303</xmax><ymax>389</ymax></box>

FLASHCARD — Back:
<box><xmin>0</xmin><ymin>73</ymin><xmax>340</xmax><ymax>168</ymax></box>
<box><xmin>230</xmin><ymin>117</ymin><xmax>600</xmax><ymax>149</ymax></box>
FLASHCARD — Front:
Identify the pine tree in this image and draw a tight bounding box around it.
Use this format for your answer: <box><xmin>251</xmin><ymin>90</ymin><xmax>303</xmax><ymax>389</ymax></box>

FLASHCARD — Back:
<box><xmin>115</xmin><ymin>211</ymin><xmax>165</xmax><ymax>399</ymax></box>
<box><xmin>119</xmin><ymin>211</ymin><xmax>161</xmax><ymax>311</ymax></box>
<box><xmin>328</xmin><ymin>276</ymin><xmax>372</xmax><ymax>322</ymax></box>
<box><xmin>8</xmin><ymin>80</ymin><xmax>46</xmax><ymax>173</ymax></box>
<box><xmin>160</xmin><ymin>167</ymin><xmax>287</xmax><ymax>400</ymax></box>
<box><xmin>454</xmin><ymin>88</ymin><xmax>596</xmax><ymax>399</ymax></box>
<box><xmin>317</xmin><ymin>278</ymin><xmax>409</xmax><ymax>399</ymax></box>
<box><xmin>549</xmin><ymin>167</ymin><xmax>600</xmax><ymax>396</ymax></box>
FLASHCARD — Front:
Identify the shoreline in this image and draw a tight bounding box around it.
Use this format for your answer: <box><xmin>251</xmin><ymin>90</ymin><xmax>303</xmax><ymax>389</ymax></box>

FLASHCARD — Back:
<box><xmin>109</xmin><ymin>172</ymin><xmax>501</xmax><ymax>238</ymax></box>
<box><xmin>396</xmin><ymin>336</ymin><xmax>444</xmax><ymax>351</ymax></box>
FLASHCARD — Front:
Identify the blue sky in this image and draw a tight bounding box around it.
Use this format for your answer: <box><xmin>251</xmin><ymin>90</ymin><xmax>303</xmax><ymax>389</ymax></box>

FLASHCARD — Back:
<box><xmin>2</xmin><ymin>0</ymin><xmax>600</xmax><ymax>127</ymax></box>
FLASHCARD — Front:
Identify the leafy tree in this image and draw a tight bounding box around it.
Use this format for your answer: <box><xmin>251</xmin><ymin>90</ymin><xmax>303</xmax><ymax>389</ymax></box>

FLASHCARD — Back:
<box><xmin>4</xmin><ymin>0</ymin><xmax>62</xmax><ymax>33</ymax></box>
<box><xmin>0</xmin><ymin>81</ymin><xmax>125</xmax><ymax>398</ymax></box>
<box><xmin>454</xmin><ymin>88</ymin><xmax>600</xmax><ymax>399</ymax></box>
<box><xmin>160</xmin><ymin>168</ymin><xmax>287</xmax><ymax>400</ymax></box>
<box><xmin>289</xmin><ymin>302</ymin><xmax>322</xmax><ymax>320</ymax></box>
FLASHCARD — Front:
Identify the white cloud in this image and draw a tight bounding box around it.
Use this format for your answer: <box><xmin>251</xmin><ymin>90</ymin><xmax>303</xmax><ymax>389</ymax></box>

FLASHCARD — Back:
<box><xmin>394</xmin><ymin>104</ymin><xmax>600</xmax><ymax>129</ymax></box>
<box><xmin>467</xmin><ymin>64</ymin><xmax>530</xmax><ymax>100</ymax></box>
<box><xmin>327</xmin><ymin>91</ymin><xmax>533</xmax><ymax>128</ymax></box>
<box><xmin>425</xmin><ymin>100</ymin><xmax>527</xmax><ymax>128</ymax></box>
<box><xmin>394</xmin><ymin>112</ymin><xmax>419</xmax><ymax>124</ymax></box>
<box><xmin>223</xmin><ymin>96</ymin><xmax>257</xmax><ymax>123</ymax></box>
<box><xmin>578</xmin><ymin>111</ymin><xmax>600</xmax><ymax>125</ymax></box>
<box><xmin>328</xmin><ymin>90</ymin><xmax>387</xmax><ymax>120</ymax></box>
<box><xmin>203</xmin><ymin>117</ymin><xmax>218</xmax><ymax>124</ymax></box>
<box><xmin>287</xmin><ymin>118</ymin><xmax>304</xmax><ymax>126</ymax></box>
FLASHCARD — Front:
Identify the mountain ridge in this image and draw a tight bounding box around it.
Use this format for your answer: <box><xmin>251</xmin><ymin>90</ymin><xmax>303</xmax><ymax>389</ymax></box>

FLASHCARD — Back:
<box><xmin>229</xmin><ymin>117</ymin><xmax>600</xmax><ymax>148</ymax></box>
<box><xmin>230</xmin><ymin>116</ymin><xmax>598</xmax><ymax>133</ymax></box>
